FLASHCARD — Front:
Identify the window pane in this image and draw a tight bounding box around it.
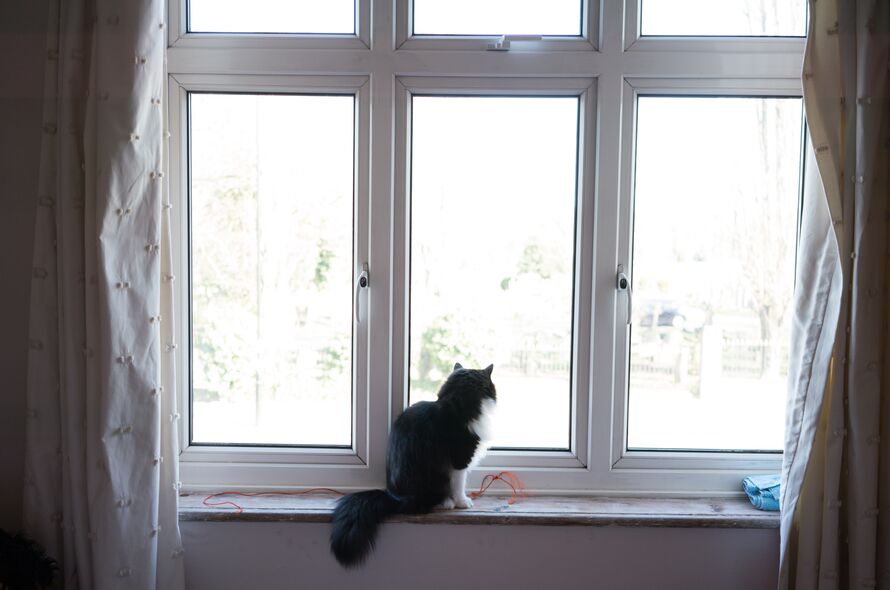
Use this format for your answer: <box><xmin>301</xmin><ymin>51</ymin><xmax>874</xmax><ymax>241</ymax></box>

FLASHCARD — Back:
<box><xmin>628</xmin><ymin>96</ymin><xmax>802</xmax><ymax>451</ymax></box>
<box><xmin>409</xmin><ymin>96</ymin><xmax>578</xmax><ymax>449</ymax></box>
<box><xmin>413</xmin><ymin>0</ymin><xmax>581</xmax><ymax>36</ymax></box>
<box><xmin>189</xmin><ymin>0</ymin><xmax>354</xmax><ymax>34</ymax></box>
<box><xmin>641</xmin><ymin>0</ymin><xmax>806</xmax><ymax>36</ymax></box>
<box><xmin>190</xmin><ymin>93</ymin><xmax>354</xmax><ymax>446</ymax></box>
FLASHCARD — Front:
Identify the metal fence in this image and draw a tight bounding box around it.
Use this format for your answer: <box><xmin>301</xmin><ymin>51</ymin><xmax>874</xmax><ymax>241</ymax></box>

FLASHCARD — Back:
<box><xmin>630</xmin><ymin>331</ymin><xmax>789</xmax><ymax>385</ymax></box>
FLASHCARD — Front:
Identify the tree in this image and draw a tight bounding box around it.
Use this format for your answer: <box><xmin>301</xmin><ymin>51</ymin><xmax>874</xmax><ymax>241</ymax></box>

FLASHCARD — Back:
<box><xmin>414</xmin><ymin>316</ymin><xmax>475</xmax><ymax>394</ymax></box>
<box><xmin>725</xmin><ymin>99</ymin><xmax>798</xmax><ymax>377</ymax></box>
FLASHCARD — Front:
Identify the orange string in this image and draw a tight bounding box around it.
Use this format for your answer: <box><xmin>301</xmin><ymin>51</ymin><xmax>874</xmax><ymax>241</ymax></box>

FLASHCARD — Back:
<box><xmin>203</xmin><ymin>471</ymin><xmax>526</xmax><ymax>514</ymax></box>
<box><xmin>202</xmin><ymin>488</ymin><xmax>345</xmax><ymax>514</ymax></box>
<box><xmin>469</xmin><ymin>471</ymin><xmax>526</xmax><ymax>505</ymax></box>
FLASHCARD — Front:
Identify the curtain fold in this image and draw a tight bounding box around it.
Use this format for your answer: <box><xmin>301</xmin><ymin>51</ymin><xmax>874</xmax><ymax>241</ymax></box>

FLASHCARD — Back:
<box><xmin>780</xmin><ymin>0</ymin><xmax>889</xmax><ymax>587</ymax></box>
<box><xmin>23</xmin><ymin>0</ymin><xmax>185</xmax><ymax>588</ymax></box>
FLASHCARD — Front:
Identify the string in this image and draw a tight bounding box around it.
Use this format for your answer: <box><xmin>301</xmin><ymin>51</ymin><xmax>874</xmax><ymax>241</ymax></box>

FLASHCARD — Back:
<box><xmin>202</xmin><ymin>471</ymin><xmax>527</xmax><ymax>514</ymax></box>
<box><xmin>469</xmin><ymin>471</ymin><xmax>526</xmax><ymax>505</ymax></box>
<box><xmin>202</xmin><ymin>488</ymin><xmax>345</xmax><ymax>515</ymax></box>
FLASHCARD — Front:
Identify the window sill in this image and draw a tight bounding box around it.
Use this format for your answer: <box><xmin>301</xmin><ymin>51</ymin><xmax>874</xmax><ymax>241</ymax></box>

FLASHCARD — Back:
<box><xmin>178</xmin><ymin>492</ymin><xmax>779</xmax><ymax>529</ymax></box>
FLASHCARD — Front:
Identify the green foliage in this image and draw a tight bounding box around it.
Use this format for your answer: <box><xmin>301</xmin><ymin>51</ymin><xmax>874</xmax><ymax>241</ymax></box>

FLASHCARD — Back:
<box><xmin>516</xmin><ymin>240</ymin><xmax>566</xmax><ymax>281</ymax></box>
<box><xmin>518</xmin><ymin>243</ymin><xmax>550</xmax><ymax>278</ymax></box>
<box><xmin>191</xmin><ymin>178</ymin><xmax>259</xmax><ymax>403</ymax></box>
<box><xmin>414</xmin><ymin>315</ymin><xmax>473</xmax><ymax>392</ymax></box>
<box><xmin>314</xmin><ymin>239</ymin><xmax>334</xmax><ymax>288</ymax></box>
<box><xmin>317</xmin><ymin>344</ymin><xmax>347</xmax><ymax>384</ymax></box>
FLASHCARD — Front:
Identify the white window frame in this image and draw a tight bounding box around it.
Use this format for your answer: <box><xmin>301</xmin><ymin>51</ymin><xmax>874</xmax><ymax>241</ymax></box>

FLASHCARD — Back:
<box><xmin>167</xmin><ymin>74</ymin><xmax>381</xmax><ymax>490</ymax></box>
<box><xmin>395</xmin><ymin>0</ymin><xmax>598</xmax><ymax>51</ymax></box>
<box><xmin>168</xmin><ymin>0</ymin><xmax>372</xmax><ymax>49</ymax></box>
<box><xmin>167</xmin><ymin>0</ymin><xmax>806</xmax><ymax>495</ymax></box>
<box><xmin>608</xmin><ymin>78</ymin><xmax>805</xmax><ymax>493</ymax></box>
<box><xmin>392</xmin><ymin>76</ymin><xmax>598</xmax><ymax>484</ymax></box>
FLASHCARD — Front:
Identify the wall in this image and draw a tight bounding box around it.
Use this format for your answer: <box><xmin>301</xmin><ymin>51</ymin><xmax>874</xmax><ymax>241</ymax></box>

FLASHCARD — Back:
<box><xmin>0</xmin><ymin>0</ymin><xmax>48</xmax><ymax>531</ymax></box>
<box><xmin>182</xmin><ymin>521</ymin><xmax>778</xmax><ymax>590</ymax></box>
<box><xmin>0</xmin><ymin>4</ymin><xmax>780</xmax><ymax>588</ymax></box>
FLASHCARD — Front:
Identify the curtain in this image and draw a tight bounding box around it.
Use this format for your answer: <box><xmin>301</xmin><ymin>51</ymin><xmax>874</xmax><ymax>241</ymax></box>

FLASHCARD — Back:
<box><xmin>780</xmin><ymin>0</ymin><xmax>889</xmax><ymax>587</ymax></box>
<box><xmin>22</xmin><ymin>0</ymin><xmax>185</xmax><ymax>587</ymax></box>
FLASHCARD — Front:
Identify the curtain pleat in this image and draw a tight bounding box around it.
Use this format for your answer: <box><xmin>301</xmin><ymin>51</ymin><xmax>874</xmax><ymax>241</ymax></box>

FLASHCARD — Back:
<box><xmin>780</xmin><ymin>0</ymin><xmax>889</xmax><ymax>588</ymax></box>
<box><xmin>23</xmin><ymin>0</ymin><xmax>185</xmax><ymax>588</ymax></box>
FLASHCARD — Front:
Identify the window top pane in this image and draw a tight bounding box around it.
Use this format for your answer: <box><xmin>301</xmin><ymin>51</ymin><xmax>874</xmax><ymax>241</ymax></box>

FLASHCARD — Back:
<box><xmin>189</xmin><ymin>0</ymin><xmax>355</xmax><ymax>34</ymax></box>
<box><xmin>413</xmin><ymin>0</ymin><xmax>582</xmax><ymax>36</ymax></box>
<box><xmin>641</xmin><ymin>0</ymin><xmax>806</xmax><ymax>37</ymax></box>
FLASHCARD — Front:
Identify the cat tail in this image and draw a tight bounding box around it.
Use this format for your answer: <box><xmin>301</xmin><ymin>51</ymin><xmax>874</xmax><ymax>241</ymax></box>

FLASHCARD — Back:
<box><xmin>330</xmin><ymin>489</ymin><xmax>403</xmax><ymax>567</ymax></box>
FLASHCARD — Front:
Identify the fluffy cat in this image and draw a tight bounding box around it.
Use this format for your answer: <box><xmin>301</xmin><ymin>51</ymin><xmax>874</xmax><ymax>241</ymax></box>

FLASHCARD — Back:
<box><xmin>329</xmin><ymin>362</ymin><xmax>497</xmax><ymax>567</ymax></box>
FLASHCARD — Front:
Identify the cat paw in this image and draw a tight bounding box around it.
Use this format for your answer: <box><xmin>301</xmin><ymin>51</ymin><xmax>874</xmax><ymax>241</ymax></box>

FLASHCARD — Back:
<box><xmin>438</xmin><ymin>497</ymin><xmax>456</xmax><ymax>510</ymax></box>
<box><xmin>454</xmin><ymin>495</ymin><xmax>474</xmax><ymax>509</ymax></box>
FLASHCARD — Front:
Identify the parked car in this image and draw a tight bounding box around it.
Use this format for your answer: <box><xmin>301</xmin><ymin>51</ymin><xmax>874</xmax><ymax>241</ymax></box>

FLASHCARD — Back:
<box><xmin>638</xmin><ymin>300</ymin><xmax>706</xmax><ymax>331</ymax></box>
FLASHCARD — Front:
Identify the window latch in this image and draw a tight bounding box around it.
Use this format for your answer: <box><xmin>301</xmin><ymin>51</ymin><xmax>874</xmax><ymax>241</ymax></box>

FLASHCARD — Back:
<box><xmin>617</xmin><ymin>264</ymin><xmax>632</xmax><ymax>326</ymax></box>
<box><xmin>487</xmin><ymin>34</ymin><xmax>543</xmax><ymax>51</ymax></box>
<box><xmin>355</xmin><ymin>263</ymin><xmax>369</xmax><ymax>324</ymax></box>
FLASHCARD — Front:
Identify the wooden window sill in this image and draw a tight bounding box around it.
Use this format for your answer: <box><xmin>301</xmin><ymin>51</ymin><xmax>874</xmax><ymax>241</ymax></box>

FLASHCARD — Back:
<box><xmin>179</xmin><ymin>492</ymin><xmax>779</xmax><ymax>529</ymax></box>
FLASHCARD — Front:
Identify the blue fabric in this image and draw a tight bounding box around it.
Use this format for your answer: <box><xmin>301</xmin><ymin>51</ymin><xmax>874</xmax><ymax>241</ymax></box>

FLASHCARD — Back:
<box><xmin>742</xmin><ymin>474</ymin><xmax>781</xmax><ymax>511</ymax></box>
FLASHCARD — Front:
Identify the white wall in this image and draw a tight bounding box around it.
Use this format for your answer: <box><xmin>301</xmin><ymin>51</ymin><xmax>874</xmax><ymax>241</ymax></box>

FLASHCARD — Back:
<box><xmin>182</xmin><ymin>521</ymin><xmax>778</xmax><ymax>590</ymax></box>
<box><xmin>0</xmin><ymin>4</ymin><xmax>780</xmax><ymax>588</ymax></box>
<box><xmin>0</xmin><ymin>0</ymin><xmax>47</xmax><ymax>531</ymax></box>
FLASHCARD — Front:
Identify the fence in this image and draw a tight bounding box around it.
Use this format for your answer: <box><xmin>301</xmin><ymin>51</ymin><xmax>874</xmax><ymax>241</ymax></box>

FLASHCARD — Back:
<box><xmin>630</xmin><ymin>327</ymin><xmax>790</xmax><ymax>386</ymax></box>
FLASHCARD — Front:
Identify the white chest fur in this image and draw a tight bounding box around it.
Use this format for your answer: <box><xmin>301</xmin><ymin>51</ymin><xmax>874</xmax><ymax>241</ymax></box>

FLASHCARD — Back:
<box><xmin>467</xmin><ymin>397</ymin><xmax>496</xmax><ymax>468</ymax></box>
<box><xmin>442</xmin><ymin>397</ymin><xmax>497</xmax><ymax>509</ymax></box>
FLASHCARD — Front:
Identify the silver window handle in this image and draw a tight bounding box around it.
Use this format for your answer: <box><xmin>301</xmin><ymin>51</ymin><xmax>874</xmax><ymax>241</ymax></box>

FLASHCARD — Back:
<box><xmin>487</xmin><ymin>34</ymin><xmax>543</xmax><ymax>51</ymax></box>
<box><xmin>617</xmin><ymin>264</ymin><xmax>632</xmax><ymax>326</ymax></box>
<box><xmin>355</xmin><ymin>263</ymin><xmax>369</xmax><ymax>324</ymax></box>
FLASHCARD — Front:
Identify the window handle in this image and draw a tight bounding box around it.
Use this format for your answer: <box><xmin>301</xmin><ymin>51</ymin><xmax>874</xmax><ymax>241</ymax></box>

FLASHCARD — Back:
<box><xmin>355</xmin><ymin>263</ymin><xmax>369</xmax><ymax>324</ymax></box>
<box><xmin>617</xmin><ymin>264</ymin><xmax>632</xmax><ymax>326</ymax></box>
<box><xmin>487</xmin><ymin>34</ymin><xmax>543</xmax><ymax>51</ymax></box>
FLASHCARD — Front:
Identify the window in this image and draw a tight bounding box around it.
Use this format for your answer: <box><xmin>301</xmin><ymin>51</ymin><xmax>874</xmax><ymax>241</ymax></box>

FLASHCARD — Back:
<box><xmin>168</xmin><ymin>0</ymin><xmax>806</xmax><ymax>493</ymax></box>
<box><xmin>412</xmin><ymin>0</ymin><xmax>583</xmax><ymax>36</ymax></box>
<box><xmin>408</xmin><ymin>95</ymin><xmax>579</xmax><ymax>450</ymax></box>
<box><xmin>188</xmin><ymin>0</ymin><xmax>355</xmax><ymax>34</ymax></box>
<box><xmin>628</xmin><ymin>95</ymin><xmax>803</xmax><ymax>452</ymax></box>
<box><xmin>640</xmin><ymin>0</ymin><xmax>806</xmax><ymax>37</ymax></box>
<box><xmin>189</xmin><ymin>93</ymin><xmax>355</xmax><ymax>447</ymax></box>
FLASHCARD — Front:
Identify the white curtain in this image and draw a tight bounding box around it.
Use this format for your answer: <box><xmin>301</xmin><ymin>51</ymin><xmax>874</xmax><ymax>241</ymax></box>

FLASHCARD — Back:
<box><xmin>23</xmin><ymin>0</ymin><xmax>185</xmax><ymax>588</ymax></box>
<box><xmin>780</xmin><ymin>0</ymin><xmax>889</xmax><ymax>587</ymax></box>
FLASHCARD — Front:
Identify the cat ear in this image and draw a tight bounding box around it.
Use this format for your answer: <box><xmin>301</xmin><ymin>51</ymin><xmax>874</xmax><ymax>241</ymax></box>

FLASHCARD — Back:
<box><xmin>483</xmin><ymin>364</ymin><xmax>494</xmax><ymax>376</ymax></box>
<box><xmin>453</xmin><ymin>362</ymin><xmax>463</xmax><ymax>372</ymax></box>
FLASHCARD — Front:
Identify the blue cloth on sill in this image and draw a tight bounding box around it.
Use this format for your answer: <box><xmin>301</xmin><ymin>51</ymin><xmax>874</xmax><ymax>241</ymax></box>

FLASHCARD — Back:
<box><xmin>742</xmin><ymin>474</ymin><xmax>781</xmax><ymax>511</ymax></box>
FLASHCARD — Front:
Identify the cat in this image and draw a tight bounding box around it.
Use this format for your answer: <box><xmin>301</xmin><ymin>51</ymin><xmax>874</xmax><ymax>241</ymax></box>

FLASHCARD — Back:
<box><xmin>329</xmin><ymin>362</ymin><xmax>497</xmax><ymax>567</ymax></box>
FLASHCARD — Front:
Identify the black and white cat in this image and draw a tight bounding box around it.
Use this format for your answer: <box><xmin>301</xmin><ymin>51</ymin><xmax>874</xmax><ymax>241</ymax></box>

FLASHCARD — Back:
<box><xmin>330</xmin><ymin>363</ymin><xmax>497</xmax><ymax>567</ymax></box>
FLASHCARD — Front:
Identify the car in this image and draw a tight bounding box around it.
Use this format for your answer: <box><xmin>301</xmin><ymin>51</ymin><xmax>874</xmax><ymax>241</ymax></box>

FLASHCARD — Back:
<box><xmin>638</xmin><ymin>300</ymin><xmax>706</xmax><ymax>331</ymax></box>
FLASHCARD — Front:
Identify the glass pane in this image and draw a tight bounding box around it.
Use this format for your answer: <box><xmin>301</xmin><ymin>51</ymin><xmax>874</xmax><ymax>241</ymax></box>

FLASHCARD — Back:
<box><xmin>628</xmin><ymin>96</ymin><xmax>803</xmax><ymax>451</ymax></box>
<box><xmin>189</xmin><ymin>0</ymin><xmax>354</xmax><ymax>34</ymax></box>
<box><xmin>413</xmin><ymin>0</ymin><xmax>581</xmax><ymax>36</ymax></box>
<box><xmin>641</xmin><ymin>0</ymin><xmax>806</xmax><ymax>36</ymax></box>
<box><xmin>190</xmin><ymin>93</ymin><xmax>354</xmax><ymax>446</ymax></box>
<box><xmin>409</xmin><ymin>96</ymin><xmax>578</xmax><ymax>449</ymax></box>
